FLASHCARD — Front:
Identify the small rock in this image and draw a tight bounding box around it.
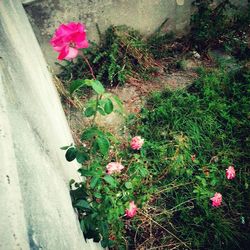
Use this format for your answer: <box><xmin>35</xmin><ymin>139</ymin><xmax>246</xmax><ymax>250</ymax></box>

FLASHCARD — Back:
<box><xmin>192</xmin><ymin>50</ymin><xmax>201</xmax><ymax>59</ymax></box>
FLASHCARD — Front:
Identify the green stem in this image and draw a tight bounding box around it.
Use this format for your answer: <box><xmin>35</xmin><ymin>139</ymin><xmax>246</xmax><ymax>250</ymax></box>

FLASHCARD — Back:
<box><xmin>91</xmin><ymin>94</ymin><xmax>100</xmax><ymax>126</ymax></box>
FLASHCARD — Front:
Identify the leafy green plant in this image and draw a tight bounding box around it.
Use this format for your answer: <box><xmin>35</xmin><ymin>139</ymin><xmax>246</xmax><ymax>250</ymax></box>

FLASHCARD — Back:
<box><xmin>190</xmin><ymin>0</ymin><xmax>250</xmax><ymax>59</ymax></box>
<box><xmin>61</xmin><ymin>78</ymin><xmax>154</xmax><ymax>248</ymax></box>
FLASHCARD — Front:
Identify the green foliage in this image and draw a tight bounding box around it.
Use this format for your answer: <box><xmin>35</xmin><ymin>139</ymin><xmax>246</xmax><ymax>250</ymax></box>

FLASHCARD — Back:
<box><xmin>60</xmin><ymin>76</ymin><xmax>153</xmax><ymax>248</ymax></box>
<box><xmin>147</xmin><ymin>30</ymin><xmax>176</xmax><ymax>59</ymax></box>
<box><xmin>57</xmin><ymin>18</ymin><xmax>250</xmax><ymax>249</ymax></box>
<box><xmin>57</xmin><ymin>25</ymin><xmax>155</xmax><ymax>86</ymax></box>
<box><xmin>62</xmin><ymin>65</ymin><xmax>250</xmax><ymax>249</ymax></box>
<box><xmin>127</xmin><ymin>66</ymin><xmax>250</xmax><ymax>249</ymax></box>
<box><xmin>190</xmin><ymin>0</ymin><xmax>250</xmax><ymax>59</ymax></box>
<box><xmin>68</xmin><ymin>133</ymin><xmax>153</xmax><ymax>248</ymax></box>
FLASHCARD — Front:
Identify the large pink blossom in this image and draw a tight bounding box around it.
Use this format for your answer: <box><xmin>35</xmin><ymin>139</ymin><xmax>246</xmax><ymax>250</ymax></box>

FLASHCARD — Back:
<box><xmin>50</xmin><ymin>22</ymin><xmax>88</xmax><ymax>60</ymax></box>
<box><xmin>130</xmin><ymin>136</ymin><xmax>144</xmax><ymax>150</ymax></box>
<box><xmin>125</xmin><ymin>201</ymin><xmax>137</xmax><ymax>218</ymax></box>
<box><xmin>210</xmin><ymin>192</ymin><xmax>222</xmax><ymax>207</ymax></box>
<box><xmin>106</xmin><ymin>162</ymin><xmax>124</xmax><ymax>175</ymax></box>
<box><xmin>226</xmin><ymin>166</ymin><xmax>236</xmax><ymax>180</ymax></box>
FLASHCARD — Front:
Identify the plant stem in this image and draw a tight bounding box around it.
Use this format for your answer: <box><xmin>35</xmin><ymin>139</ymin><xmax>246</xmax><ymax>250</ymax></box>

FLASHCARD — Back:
<box><xmin>82</xmin><ymin>55</ymin><xmax>96</xmax><ymax>80</ymax></box>
<box><xmin>91</xmin><ymin>94</ymin><xmax>100</xmax><ymax>126</ymax></box>
<box><xmin>139</xmin><ymin>211</ymin><xmax>192</xmax><ymax>250</ymax></box>
<box><xmin>80</xmin><ymin>53</ymin><xmax>99</xmax><ymax>126</ymax></box>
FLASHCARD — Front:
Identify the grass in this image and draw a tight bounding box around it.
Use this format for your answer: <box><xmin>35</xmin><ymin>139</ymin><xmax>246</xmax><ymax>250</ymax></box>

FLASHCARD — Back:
<box><xmin>125</xmin><ymin>64</ymin><xmax>250</xmax><ymax>249</ymax></box>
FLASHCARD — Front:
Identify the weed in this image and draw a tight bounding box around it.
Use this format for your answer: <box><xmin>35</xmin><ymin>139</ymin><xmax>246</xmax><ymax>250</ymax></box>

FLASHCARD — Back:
<box><xmin>190</xmin><ymin>0</ymin><xmax>250</xmax><ymax>59</ymax></box>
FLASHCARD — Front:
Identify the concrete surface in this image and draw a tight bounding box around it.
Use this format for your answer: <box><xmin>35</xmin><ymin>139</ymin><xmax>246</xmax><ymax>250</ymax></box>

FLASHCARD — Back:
<box><xmin>23</xmin><ymin>0</ymin><xmax>248</xmax><ymax>71</ymax></box>
<box><xmin>0</xmin><ymin>1</ymin><xmax>102</xmax><ymax>249</ymax></box>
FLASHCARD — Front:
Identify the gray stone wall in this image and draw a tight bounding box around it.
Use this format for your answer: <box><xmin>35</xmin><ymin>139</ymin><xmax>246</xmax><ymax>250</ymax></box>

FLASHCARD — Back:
<box><xmin>24</xmin><ymin>0</ymin><xmax>248</xmax><ymax>69</ymax></box>
<box><xmin>24</xmin><ymin>0</ymin><xmax>193</xmax><ymax>69</ymax></box>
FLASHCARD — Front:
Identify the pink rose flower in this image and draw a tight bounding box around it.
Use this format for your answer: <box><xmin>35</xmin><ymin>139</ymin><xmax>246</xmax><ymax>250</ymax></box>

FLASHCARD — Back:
<box><xmin>130</xmin><ymin>136</ymin><xmax>144</xmax><ymax>150</ymax></box>
<box><xmin>226</xmin><ymin>166</ymin><xmax>236</xmax><ymax>180</ymax></box>
<box><xmin>50</xmin><ymin>22</ymin><xmax>89</xmax><ymax>60</ymax></box>
<box><xmin>125</xmin><ymin>201</ymin><xmax>137</xmax><ymax>218</ymax></box>
<box><xmin>106</xmin><ymin>162</ymin><xmax>124</xmax><ymax>175</ymax></box>
<box><xmin>210</xmin><ymin>192</ymin><xmax>222</xmax><ymax>207</ymax></box>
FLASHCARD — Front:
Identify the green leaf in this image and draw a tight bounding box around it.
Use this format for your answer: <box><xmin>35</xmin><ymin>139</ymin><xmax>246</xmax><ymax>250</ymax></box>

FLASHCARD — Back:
<box><xmin>103</xmin><ymin>175</ymin><xmax>116</xmax><ymax>187</ymax></box>
<box><xmin>81</xmin><ymin>127</ymin><xmax>104</xmax><ymax>140</ymax></box>
<box><xmin>112</xmin><ymin>95</ymin><xmax>123</xmax><ymax>110</ymax></box>
<box><xmin>104</xmin><ymin>98</ymin><xmax>114</xmax><ymax>114</ymax></box>
<box><xmin>60</xmin><ymin>144</ymin><xmax>71</xmax><ymax>150</ymax></box>
<box><xmin>69</xmin><ymin>79</ymin><xmax>86</xmax><ymax>95</ymax></box>
<box><xmin>80</xmin><ymin>220</ymin><xmax>86</xmax><ymax>233</ymax></box>
<box><xmin>96</xmin><ymin>136</ymin><xmax>110</xmax><ymax>155</ymax></box>
<box><xmin>75</xmin><ymin>200</ymin><xmax>91</xmax><ymax>210</ymax></box>
<box><xmin>99</xmin><ymin>222</ymin><xmax>109</xmax><ymax>238</ymax></box>
<box><xmin>65</xmin><ymin>147</ymin><xmax>77</xmax><ymax>162</ymax></box>
<box><xmin>210</xmin><ymin>179</ymin><xmax>218</xmax><ymax>186</ymax></box>
<box><xmin>92</xmin><ymin>80</ymin><xmax>105</xmax><ymax>94</ymax></box>
<box><xmin>97</xmin><ymin>107</ymin><xmax>106</xmax><ymax>116</ymax></box>
<box><xmin>94</xmin><ymin>192</ymin><xmax>102</xmax><ymax>199</ymax></box>
<box><xmin>101</xmin><ymin>239</ymin><xmax>109</xmax><ymax>248</ymax></box>
<box><xmin>93</xmin><ymin>233</ymin><xmax>101</xmax><ymax>243</ymax></box>
<box><xmin>76</xmin><ymin>151</ymin><xmax>89</xmax><ymax>163</ymax></box>
<box><xmin>90</xmin><ymin>177</ymin><xmax>99</xmax><ymax>189</ymax></box>
<box><xmin>84</xmin><ymin>107</ymin><xmax>96</xmax><ymax>117</ymax></box>
<box><xmin>92</xmin><ymin>140</ymin><xmax>99</xmax><ymax>154</ymax></box>
<box><xmin>83</xmin><ymin>79</ymin><xmax>95</xmax><ymax>87</ymax></box>
<box><xmin>69</xmin><ymin>179</ymin><xmax>75</xmax><ymax>188</ymax></box>
<box><xmin>78</xmin><ymin>168</ymin><xmax>93</xmax><ymax>177</ymax></box>
<box><xmin>125</xmin><ymin>182</ymin><xmax>133</xmax><ymax>189</ymax></box>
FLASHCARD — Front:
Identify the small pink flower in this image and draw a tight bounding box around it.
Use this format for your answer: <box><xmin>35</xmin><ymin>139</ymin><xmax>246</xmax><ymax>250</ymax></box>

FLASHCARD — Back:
<box><xmin>226</xmin><ymin>166</ymin><xmax>236</xmax><ymax>180</ymax></box>
<box><xmin>191</xmin><ymin>154</ymin><xmax>196</xmax><ymax>162</ymax></box>
<box><xmin>50</xmin><ymin>22</ymin><xmax>89</xmax><ymax>60</ymax></box>
<box><xmin>210</xmin><ymin>192</ymin><xmax>222</xmax><ymax>207</ymax></box>
<box><xmin>106</xmin><ymin>162</ymin><xmax>124</xmax><ymax>175</ymax></box>
<box><xmin>125</xmin><ymin>201</ymin><xmax>137</xmax><ymax>218</ymax></box>
<box><xmin>130</xmin><ymin>136</ymin><xmax>144</xmax><ymax>150</ymax></box>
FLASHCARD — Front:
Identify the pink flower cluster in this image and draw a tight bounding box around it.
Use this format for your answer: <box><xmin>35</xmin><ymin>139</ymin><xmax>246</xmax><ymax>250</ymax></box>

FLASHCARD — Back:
<box><xmin>130</xmin><ymin>136</ymin><xmax>144</xmax><ymax>150</ymax></box>
<box><xmin>125</xmin><ymin>201</ymin><xmax>137</xmax><ymax>218</ymax></box>
<box><xmin>106</xmin><ymin>162</ymin><xmax>124</xmax><ymax>175</ymax></box>
<box><xmin>50</xmin><ymin>22</ymin><xmax>88</xmax><ymax>60</ymax></box>
<box><xmin>226</xmin><ymin>166</ymin><xmax>236</xmax><ymax>180</ymax></box>
<box><xmin>210</xmin><ymin>192</ymin><xmax>222</xmax><ymax>207</ymax></box>
<box><xmin>210</xmin><ymin>166</ymin><xmax>236</xmax><ymax>207</ymax></box>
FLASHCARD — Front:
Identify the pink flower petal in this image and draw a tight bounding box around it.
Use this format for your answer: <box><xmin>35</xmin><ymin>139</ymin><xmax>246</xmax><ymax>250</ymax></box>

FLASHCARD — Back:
<box><xmin>130</xmin><ymin>136</ymin><xmax>144</xmax><ymax>150</ymax></box>
<box><xmin>125</xmin><ymin>201</ymin><xmax>137</xmax><ymax>218</ymax></box>
<box><xmin>55</xmin><ymin>24</ymin><xmax>73</xmax><ymax>36</ymax></box>
<box><xmin>58</xmin><ymin>46</ymin><xmax>69</xmax><ymax>60</ymax></box>
<box><xmin>65</xmin><ymin>47</ymin><xmax>79</xmax><ymax>60</ymax></box>
<box><xmin>73</xmin><ymin>33</ymin><xmax>88</xmax><ymax>48</ymax></box>
<box><xmin>106</xmin><ymin>162</ymin><xmax>124</xmax><ymax>175</ymax></box>
<box><xmin>210</xmin><ymin>192</ymin><xmax>222</xmax><ymax>207</ymax></box>
<box><xmin>226</xmin><ymin>166</ymin><xmax>236</xmax><ymax>180</ymax></box>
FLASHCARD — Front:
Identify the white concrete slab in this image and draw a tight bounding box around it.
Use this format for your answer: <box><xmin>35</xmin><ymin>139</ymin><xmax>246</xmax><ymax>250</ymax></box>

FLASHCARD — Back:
<box><xmin>0</xmin><ymin>1</ymin><xmax>102</xmax><ymax>249</ymax></box>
